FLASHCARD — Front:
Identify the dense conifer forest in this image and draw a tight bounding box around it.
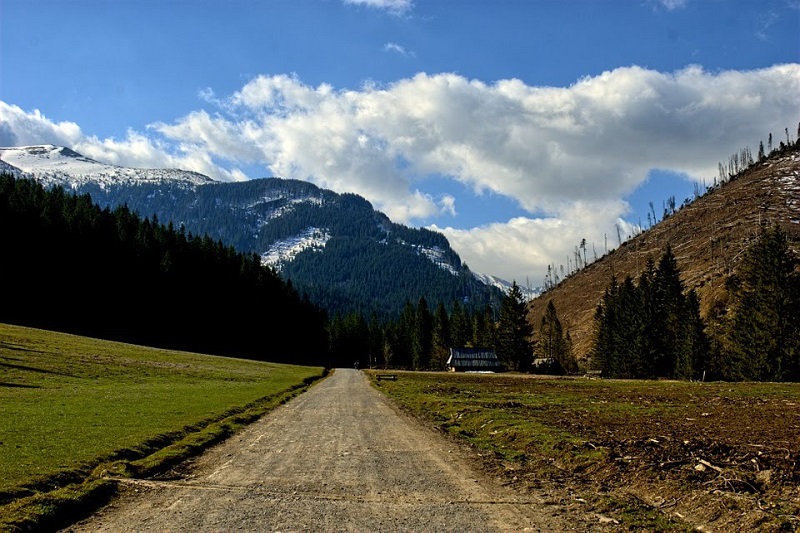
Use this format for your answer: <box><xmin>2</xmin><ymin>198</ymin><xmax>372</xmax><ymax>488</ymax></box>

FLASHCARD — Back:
<box><xmin>63</xmin><ymin>175</ymin><xmax>502</xmax><ymax>319</ymax></box>
<box><xmin>327</xmin><ymin>282</ymin><xmax>539</xmax><ymax>372</ymax></box>
<box><xmin>0</xmin><ymin>174</ymin><xmax>328</xmax><ymax>365</ymax></box>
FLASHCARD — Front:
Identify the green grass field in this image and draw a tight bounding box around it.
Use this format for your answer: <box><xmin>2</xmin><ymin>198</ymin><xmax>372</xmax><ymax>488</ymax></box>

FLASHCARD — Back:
<box><xmin>0</xmin><ymin>323</ymin><xmax>325</xmax><ymax>496</ymax></box>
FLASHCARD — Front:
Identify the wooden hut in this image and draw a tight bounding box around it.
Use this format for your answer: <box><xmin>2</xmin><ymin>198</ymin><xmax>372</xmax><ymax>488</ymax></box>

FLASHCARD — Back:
<box><xmin>446</xmin><ymin>348</ymin><xmax>502</xmax><ymax>372</ymax></box>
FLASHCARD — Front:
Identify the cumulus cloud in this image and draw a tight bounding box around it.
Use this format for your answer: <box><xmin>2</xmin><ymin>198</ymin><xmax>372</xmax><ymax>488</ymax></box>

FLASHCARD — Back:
<box><xmin>432</xmin><ymin>200</ymin><xmax>632</xmax><ymax>283</ymax></box>
<box><xmin>0</xmin><ymin>101</ymin><xmax>247</xmax><ymax>181</ymax></box>
<box><xmin>152</xmin><ymin>65</ymin><xmax>798</xmax><ymax>221</ymax></box>
<box><xmin>343</xmin><ymin>0</ymin><xmax>412</xmax><ymax>15</ymax></box>
<box><xmin>2</xmin><ymin>64</ymin><xmax>798</xmax><ymax>281</ymax></box>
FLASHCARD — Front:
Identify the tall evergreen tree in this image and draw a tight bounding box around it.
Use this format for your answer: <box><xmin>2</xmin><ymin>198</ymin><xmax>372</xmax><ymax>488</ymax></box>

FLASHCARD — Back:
<box><xmin>450</xmin><ymin>301</ymin><xmax>472</xmax><ymax>348</ymax></box>
<box><xmin>535</xmin><ymin>300</ymin><xmax>578</xmax><ymax>374</ymax></box>
<box><xmin>394</xmin><ymin>300</ymin><xmax>416</xmax><ymax>368</ymax></box>
<box><xmin>593</xmin><ymin>247</ymin><xmax>710</xmax><ymax>380</ymax></box>
<box><xmin>431</xmin><ymin>302</ymin><xmax>452</xmax><ymax>370</ymax></box>
<box><xmin>679</xmin><ymin>289</ymin><xmax>709</xmax><ymax>380</ymax></box>
<box><xmin>722</xmin><ymin>224</ymin><xmax>799</xmax><ymax>381</ymax></box>
<box><xmin>496</xmin><ymin>282</ymin><xmax>533</xmax><ymax>372</ymax></box>
<box><xmin>412</xmin><ymin>297</ymin><xmax>433</xmax><ymax>369</ymax></box>
<box><xmin>473</xmin><ymin>304</ymin><xmax>497</xmax><ymax>349</ymax></box>
<box><xmin>651</xmin><ymin>245</ymin><xmax>684</xmax><ymax>378</ymax></box>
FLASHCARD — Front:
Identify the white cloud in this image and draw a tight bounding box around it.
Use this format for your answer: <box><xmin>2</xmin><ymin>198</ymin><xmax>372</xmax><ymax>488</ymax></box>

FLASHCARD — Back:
<box><xmin>0</xmin><ymin>101</ymin><xmax>83</xmax><ymax>148</ymax></box>
<box><xmin>432</xmin><ymin>200</ymin><xmax>632</xmax><ymax>284</ymax></box>
<box><xmin>756</xmin><ymin>10</ymin><xmax>780</xmax><ymax>41</ymax></box>
<box><xmin>2</xmin><ymin>64</ymin><xmax>798</xmax><ymax>281</ymax></box>
<box><xmin>343</xmin><ymin>0</ymin><xmax>412</xmax><ymax>15</ymax></box>
<box><xmin>384</xmin><ymin>42</ymin><xmax>415</xmax><ymax>57</ymax></box>
<box><xmin>656</xmin><ymin>0</ymin><xmax>687</xmax><ymax>10</ymax></box>
<box><xmin>438</xmin><ymin>195</ymin><xmax>457</xmax><ymax>217</ymax></box>
<box><xmin>0</xmin><ymin>101</ymin><xmax>247</xmax><ymax>182</ymax></box>
<box><xmin>157</xmin><ymin>65</ymin><xmax>798</xmax><ymax>222</ymax></box>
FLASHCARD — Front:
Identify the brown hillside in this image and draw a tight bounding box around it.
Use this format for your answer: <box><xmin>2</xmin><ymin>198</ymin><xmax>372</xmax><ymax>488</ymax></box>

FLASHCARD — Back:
<box><xmin>527</xmin><ymin>145</ymin><xmax>800</xmax><ymax>364</ymax></box>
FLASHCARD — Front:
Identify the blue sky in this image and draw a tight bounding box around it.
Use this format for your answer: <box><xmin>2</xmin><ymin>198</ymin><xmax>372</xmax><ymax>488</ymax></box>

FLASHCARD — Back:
<box><xmin>1</xmin><ymin>0</ymin><xmax>799</xmax><ymax>283</ymax></box>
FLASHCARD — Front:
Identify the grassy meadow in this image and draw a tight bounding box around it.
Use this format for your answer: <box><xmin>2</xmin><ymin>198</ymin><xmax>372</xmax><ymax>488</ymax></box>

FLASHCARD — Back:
<box><xmin>370</xmin><ymin>371</ymin><xmax>800</xmax><ymax>530</ymax></box>
<box><xmin>0</xmin><ymin>323</ymin><xmax>325</xmax><ymax>497</ymax></box>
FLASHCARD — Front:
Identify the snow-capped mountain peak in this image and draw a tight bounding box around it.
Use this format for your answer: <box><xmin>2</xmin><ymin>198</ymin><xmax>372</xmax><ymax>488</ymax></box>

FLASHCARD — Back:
<box><xmin>0</xmin><ymin>145</ymin><xmax>215</xmax><ymax>188</ymax></box>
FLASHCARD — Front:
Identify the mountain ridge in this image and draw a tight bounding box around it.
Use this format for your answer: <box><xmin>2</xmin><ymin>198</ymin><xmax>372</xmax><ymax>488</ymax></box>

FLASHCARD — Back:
<box><xmin>1</xmin><ymin>145</ymin><xmax>505</xmax><ymax>317</ymax></box>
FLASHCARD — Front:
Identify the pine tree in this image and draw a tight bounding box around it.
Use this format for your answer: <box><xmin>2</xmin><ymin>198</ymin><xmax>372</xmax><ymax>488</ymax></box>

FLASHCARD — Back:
<box><xmin>473</xmin><ymin>304</ymin><xmax>496</xmax><ymax>349</ymax></box>
<box><xmin>450</xmin><ymin>301</ymin><xmax>472</xmax><ymax>348</ymax></box>
<box><xmin>616</xmin><ymin>276</ymin><xmax>646</xmax><ymax>378</ymax></box>
<box><xmin>593</xmin><ymin>248</ymin><xmax>710</xmax><ymax>380</ymax></box>
<box><xmin>682</xmin><ymin>289</ymin><xmax>709</xmax><ymax>380</ymax></box>
<box><xmin>431</xmin><ymin>302</ymin><xmax>452</xmax><ymax>370</ymax></box>
<box><xmin>535</xmin><ymin>300</ymin><xmax>578</xmax><ymax>374</ymax></box>
<box><xmin>592</xmin><ymin>277</ymin><xmax>619</xmax><ymax>376</ymax></box>
<box><xmin>650</xmin><ymin>245</ymin><xmax>685</xmax><ymax>378</ymax></box>
<box><xmin>496</xmin><ymin>282</ymin><xmax>533</xmax><ymax>372</ymax></box>
<box><xmin>412</xmin><ymin>297</ymin><xmax>433</xmax><ymax>369</ymax></box>
<box><xmin>723</xmin><ymin>224</ymin><xmax>799</xmax><ymax>381</ymax></box>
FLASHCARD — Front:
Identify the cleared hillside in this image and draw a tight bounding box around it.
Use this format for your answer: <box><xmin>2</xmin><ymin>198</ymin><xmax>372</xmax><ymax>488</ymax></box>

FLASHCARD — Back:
<box><xmin>528</xmin><ymin>145</ymin><xmax>800</xmax><ymax>362</ymax></box>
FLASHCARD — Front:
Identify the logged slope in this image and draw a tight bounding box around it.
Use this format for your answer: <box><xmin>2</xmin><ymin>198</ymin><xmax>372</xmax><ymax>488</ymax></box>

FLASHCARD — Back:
<box><xmin>528</xmin><ymin>146</ymin><xmax>800</xmax><ymax>361</ymax></box>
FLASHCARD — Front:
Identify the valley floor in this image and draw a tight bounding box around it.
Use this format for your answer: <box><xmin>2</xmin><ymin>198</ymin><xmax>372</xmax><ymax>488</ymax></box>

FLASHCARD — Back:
<box><xmin>65</xmin><ymin>369</ymin><xmax>599</xmax><ymax>532</ymax></box>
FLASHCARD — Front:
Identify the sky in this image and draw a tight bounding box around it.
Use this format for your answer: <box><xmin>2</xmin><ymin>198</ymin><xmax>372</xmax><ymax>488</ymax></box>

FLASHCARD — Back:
<box><xmin>1</xmin><ymin>0</ymin><xmax>799</xmax><ymax>285</ymax></box>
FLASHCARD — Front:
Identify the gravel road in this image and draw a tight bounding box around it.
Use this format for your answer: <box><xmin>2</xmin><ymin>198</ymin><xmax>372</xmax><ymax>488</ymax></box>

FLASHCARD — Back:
<box><xmin>67</xmin><ymin>369</ymin><xmax>582</xmax><ymax>531</ymax></box>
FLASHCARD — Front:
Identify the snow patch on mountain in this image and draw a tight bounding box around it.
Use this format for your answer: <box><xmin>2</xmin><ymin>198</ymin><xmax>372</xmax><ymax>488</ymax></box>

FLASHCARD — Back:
<box><xmin>412</xmin><ymin>245</ymin><xmax>460</xmax><ymax>276</ymax></box>
<box><xmin>472</xmin><ymin>271</ymin><xmax>542</xmax><ymax>301</ymax></box>
<box><xmin>0</xmin><ymin>145</ymin><xmax>214</xmax><ymax>187</ymax></box>
<box><xmin>261</xmin><ymin>227</ymin><xmax>331</xmax><ymax>270</ymax></box>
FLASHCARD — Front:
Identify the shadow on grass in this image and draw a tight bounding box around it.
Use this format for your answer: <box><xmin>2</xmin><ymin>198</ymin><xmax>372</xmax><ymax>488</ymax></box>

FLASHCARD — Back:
<box><xmin>0</xmin><ymin>382</ymin><xmax>40</xmax><ymax>389</ymax></box>
<box><xmin>0</xmin><ymin>342</ymin><xmax>53</xmax><ymax>355</ymax></box>
<box><xmin>0</xmin><ymin>362</ymin><xmax>76</xmax><ymax>378</ymax></box>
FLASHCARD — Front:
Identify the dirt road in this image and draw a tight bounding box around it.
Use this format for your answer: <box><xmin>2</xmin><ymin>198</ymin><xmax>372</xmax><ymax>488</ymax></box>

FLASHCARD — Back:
<box><xmin>67</xmin><ymin>369</ymin><xmax>585</xmax><ymax>531</ymax></box>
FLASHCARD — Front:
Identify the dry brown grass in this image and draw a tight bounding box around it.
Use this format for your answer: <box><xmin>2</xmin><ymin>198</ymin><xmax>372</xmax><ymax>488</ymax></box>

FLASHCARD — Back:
<box><xmin>528</xmin><ymin>146</ymin><xmax>800</xmax><ymax>363</ymax></box>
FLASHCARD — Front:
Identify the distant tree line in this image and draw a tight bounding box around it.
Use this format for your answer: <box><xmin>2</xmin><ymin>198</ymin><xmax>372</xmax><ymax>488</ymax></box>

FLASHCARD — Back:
<box><xmin>592</xmin><ymin>226</ymin><xmax>799</xmax><ymax>381</ymax></box>
<box><xmin>329</xmin><ymin>281</ymin><xmax>578</xmax><ymax>375</ymax></box>
<box><xmin>0</xmin><ymin>174</ymin><xmax>328</xmax><ymax>365</ymax></box>
<box><xmin>327</xmin><ymin>297</ymin><xmax>499</xmax><ymax>370</ymax></box>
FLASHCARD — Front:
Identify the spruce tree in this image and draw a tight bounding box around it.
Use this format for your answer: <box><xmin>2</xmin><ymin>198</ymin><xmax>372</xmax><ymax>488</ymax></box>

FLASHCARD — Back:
<box><xmin>496</xmin><ymin>282</ymin><xmax>533</xmax><ymax>372</ymax></box>
<box><xmin>616</xmin><ymin>276</ymin><xmax>646</xmax><ymax>378</ymax></box>
<box><xmin>724</xmin><ymin>224</ymin><xmax>799</xmax><ymax>381</ymax></box>
<box><xmin>651</xmin><ymin>246</ymin><xmax>685</xmax><ymax>378</ymax></box>
<box><xmin>412</xmin><ymin>297</ymin><xmax>433</xmax><ymax>369</ymax></box>
<box><xmin>450</xmin><ymin>301</ymin><xmax>472</xmax><ymax>348</ymax></box>
<box><xmin>536</xmin><ymin>300</ymin><xmax>578</xmax><ymax>374</ymax></box>
<box><xmin>592</xmin><ymin>277</ymin><xmax>619</xmax><ymax>376</ymax></box>
<box><xmin>431</xmin><ymin>302</ymin><xmax>452</xmax><ymax>370</ymax></box>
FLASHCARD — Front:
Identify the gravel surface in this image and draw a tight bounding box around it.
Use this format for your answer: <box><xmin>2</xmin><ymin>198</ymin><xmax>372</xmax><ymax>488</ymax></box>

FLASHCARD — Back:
<box><xmin>66</xmin><ymin>369</ymin><xmax>583</xmax><ymax>531</ymax></box>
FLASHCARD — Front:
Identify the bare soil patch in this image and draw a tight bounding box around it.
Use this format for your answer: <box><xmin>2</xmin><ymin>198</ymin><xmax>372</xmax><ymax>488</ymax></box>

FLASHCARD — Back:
<box><xmin>373</xmin><ymin>371</ymin><xmax>800</xmax><ymax>531</ymax></box>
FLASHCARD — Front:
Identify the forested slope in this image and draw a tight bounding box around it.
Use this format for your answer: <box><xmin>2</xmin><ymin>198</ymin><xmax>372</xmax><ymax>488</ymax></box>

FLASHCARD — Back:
<box><xmin>0</xmin><ymin>174</ymin><xmax>328</xmax><ymax>365</ymax></box>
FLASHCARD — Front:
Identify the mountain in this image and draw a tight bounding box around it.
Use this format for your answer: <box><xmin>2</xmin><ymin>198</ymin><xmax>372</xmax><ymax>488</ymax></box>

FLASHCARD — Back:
<box><xmin>527</xmin><ymin>144</ymin><xmax>800</xmax><ymax>362</ymax></box>
<box><xmin>472</xmin><ymin>272</ymin><xmax>542</xmax><ymax>301</ymax></box>
<box><xmin>0</xmin><ymin>145</ymin><xmax>503</xmax><ymax>318</ymax></box>
<box><xmin>0</xmin><ymin>144</ymin><xmax>213</xmax><ymax>187</ymax></box>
